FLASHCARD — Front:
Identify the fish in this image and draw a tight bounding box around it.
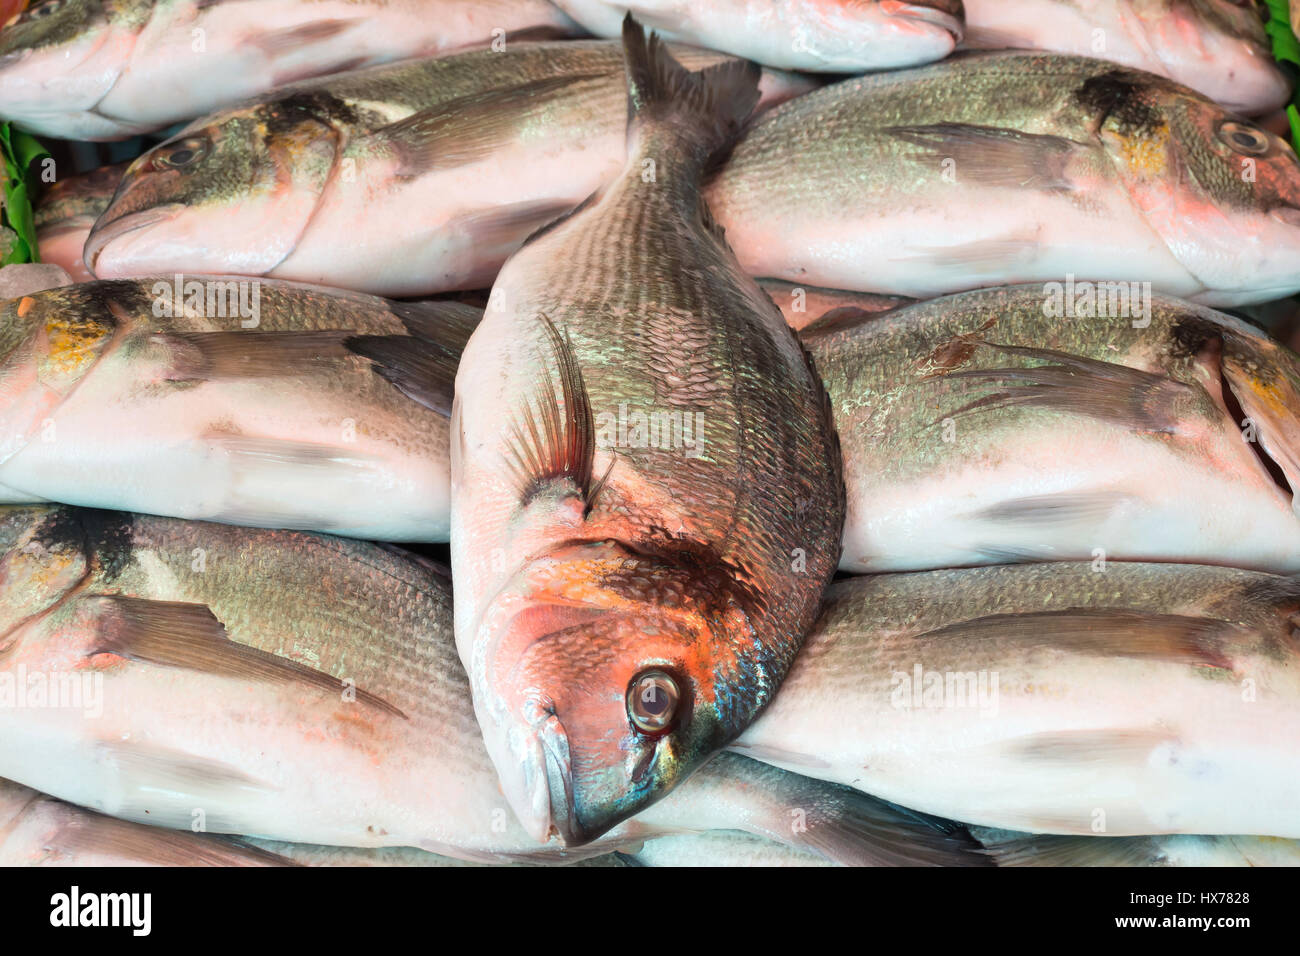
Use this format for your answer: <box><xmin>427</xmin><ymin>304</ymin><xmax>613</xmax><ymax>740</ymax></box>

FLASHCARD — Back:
<box><xmin>706</xmin><ymin>51</ymin><xmax>1300</xmax><ymax>307</ymax></box>
<box><xmin>757</xmin><ymin>278</ymin><xmax>911</xmax><ymax>332</ymax></box>
<box><xmin>962</xmin><ymin>0</ymin><xmax>1291</xmax><ymax>116</ymax></box>
<box><xmin>0</xmin><ymin>778</ymin><xmax>295</xmax><ymax>866</ymax></box>
<box><xmin>451</xmin><ymin>19</ymin><xmax>845</xmax><ymax>846</ymax></box>
<box><xmin>82</xmin><ymin>39</ymin><xmax>815</xmax><ymax>296</ymax></box>
<box><xmin>0</xmin><ymin>0</ymin><xmax>584</xmax><ymax>140</ymax></box>
<box><xmin>732</xmin><ymin>561</ymin><xmax>1300</xmax><ymax>837</ymax></box>
<box><xmin>972</xmin><ymin>827</ymin><xmax>1300</xmax><ymax>866</ymax></box>
<box><xmin>0</xmin><ymin>505</ymin><xmax>980</xmax><ymax>865</ymax></box>
<box><xmin>34</xmin><ymin>162</ymin><xmax>127</xmax><ymax>282</ymax></box>
<box><xmin>803</xmin><ymin>284</ymin><xmax>1300</xmax><ymax>574</ymax></box>
<box><xmin>549</xmin><ymin>0</ymin><xmax>964</xmax><ymax>71</ymax></box>
<box><xmin>0</xmin><ymin>277</ymin><xmax>469</xmax><ymax>539</ymax></box>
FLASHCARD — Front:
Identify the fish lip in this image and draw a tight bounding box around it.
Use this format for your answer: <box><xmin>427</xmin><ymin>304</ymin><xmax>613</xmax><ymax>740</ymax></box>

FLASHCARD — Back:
<box><xmin>83</xmin><ymin>204</ymin><xmax>182</xmax><ymax>275</ymax></box>
<box><xmin>890</xmin><ymin>1</ymin><xmax>964</xmax><ymax>43</ymax></box>
<box><xmin>1270</xmin><ymin>206</ymin><xmax>1300</xmax><ymax>229</ymax></box>
<box><xmin>514</xmin><ymin>696</ymin><xmax>587</xmax><ymax>846</ymax></box>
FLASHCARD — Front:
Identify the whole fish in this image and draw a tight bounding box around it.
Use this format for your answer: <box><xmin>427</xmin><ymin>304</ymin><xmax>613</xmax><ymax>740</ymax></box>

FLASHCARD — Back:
<box><xmin>0</xmin><ymin>0</ymin><xmax>583</xmax><ymax>140</ymax></box>
<box><xmin>962</xmin><ymin>0</ymin><xmax>1290</xmax><ymax>115</ymax></box>
<box><xmin>549</xmin><ymin>0</ymin><xmax>964</xmax><ymax>71</ymax></box>
<box><xmin>0</xmin><ymin>506</ymin><xmax>978</xmax><ymax>865</ymax></box>
<box><xmin>758</xmin><ymin>278</ymin><xmax>911</xmax><ymax>332</ymax></box>
<box><xmin>35</xmin><ymin>162</ymin><xmax>127</xmax><ymax>282</ymax></box>
<box><xmin>804</xmin><ymin>285</ymin><xmax>1300</xmax><ymax>573</ymax></box>
<box><xmin>82</xmin><ymin>40</ymin><xmax>814</xmax><ymax>296</ymax></box>
<box><xmin>733</xmin><ymin>562</ymin><xmax>1300</xmax><ymax>837</ymax></box>
<box><xmin>451</xmin><ymin>20</ymin><xmax>845</xmax><ymax>845</ymax></box>
<box><xmin>0</xmin><ymin>277</ymin><xmax>469</xmax><ymax>539</ymax></box>
<box><xmin>707</xmin><ymin>52</ymin><xmax>1300</xmax><ymax>307</ymax></box>
<box><xmin>973</xmin><ymin>827</ymin><xmax>1300</xmax><ymax>866</ymax></box>
<box><xmin>0</xmin><ymin>778</ymin><xmax>293</xmax><ymax>866</ymax></box>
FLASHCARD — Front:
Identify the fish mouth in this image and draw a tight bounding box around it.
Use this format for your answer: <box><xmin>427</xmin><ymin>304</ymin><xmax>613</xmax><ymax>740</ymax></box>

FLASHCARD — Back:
<box><xmin>83</xmin><ymin>205</ymin><xmax>182</xmax><ymax>276</ymax></box>
<box><xmin>1270</xmin><ymin>206</ymin><xmax>1300</xmax><ymax>229</ymax></box>
<box><xmin>888</xmin><ymin>0</ymin><xmax>964</xmax><ymax>43</ymax></box>
<box><xmin>510</xmin><ymin>695</ymin><xmax>587</xmax><ymax>846</ymax></box>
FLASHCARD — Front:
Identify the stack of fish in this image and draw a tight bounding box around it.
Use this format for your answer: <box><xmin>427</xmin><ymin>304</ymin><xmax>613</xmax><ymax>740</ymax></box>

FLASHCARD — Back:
<box><xmin>0</xmin><ymin>0</ymin><xmax>1298</xmax><ymax>867</ymax></box>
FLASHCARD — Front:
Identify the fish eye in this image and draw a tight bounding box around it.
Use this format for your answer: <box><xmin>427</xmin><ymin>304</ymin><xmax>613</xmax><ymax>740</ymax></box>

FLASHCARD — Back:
<box><xmin>20</xmin><ymin>0</ymin><xmax>63</xmax><ymax>20</ymax></box>
<box><xmin>627</xmin><ymin>670</ymin><xmax>679</xmax><ymax>735</ymax></box>
<box><xmin>153</xmin><ymin>137</ymin><xmax>209</xmax><ymax>170</ymax></box>
<box><xmin>1217</xmin><ymin>121</ymin><xmax>1270</xmax><ymax>156</ymax></box>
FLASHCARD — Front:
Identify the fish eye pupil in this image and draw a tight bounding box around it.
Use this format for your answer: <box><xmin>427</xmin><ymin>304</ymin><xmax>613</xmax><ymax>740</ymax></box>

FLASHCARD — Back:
<box><xmin>169</xmin><ymin>149</ymin><xmax>193</xmax><ymax>165</ymax></box>
<box><xmin>1233</xmin><ymin>132</ymin><xmax>1257</xmax><ymax>149</ymax></box>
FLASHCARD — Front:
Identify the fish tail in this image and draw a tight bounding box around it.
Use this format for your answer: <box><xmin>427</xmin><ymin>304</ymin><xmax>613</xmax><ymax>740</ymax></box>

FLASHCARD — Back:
<box><xmin>620</xmin><ymin>14</ymin><xmax>760</xmax><ymax>167</ymax></box>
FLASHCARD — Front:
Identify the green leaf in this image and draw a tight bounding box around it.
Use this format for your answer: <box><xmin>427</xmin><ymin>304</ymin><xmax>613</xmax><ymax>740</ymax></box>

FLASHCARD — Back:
<box><xmin>1265</xmin><ymin>0</ymin><xmax>1300</xmax><ymax>65</ymax></box>
<box><xmin>0</xmin><ymin>120</ymin><xmax>46</xmax><ymax>264</ymax></box>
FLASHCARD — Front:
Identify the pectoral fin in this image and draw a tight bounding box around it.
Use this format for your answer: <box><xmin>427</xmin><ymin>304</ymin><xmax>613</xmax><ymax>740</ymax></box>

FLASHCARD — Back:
<box><xmin>86</xmin><ymin>595</ymin><xmax>405</xmax><ymax>717</ymax></box>
<box><xmin>345</xmin><ymin>299</ymin><xmax>481</xmax><ymax>415</ymax></box>
<box><xmin>887</xmin><ymin>123</ymin><xmax>1084</xmax><ymax>191</ymax></box>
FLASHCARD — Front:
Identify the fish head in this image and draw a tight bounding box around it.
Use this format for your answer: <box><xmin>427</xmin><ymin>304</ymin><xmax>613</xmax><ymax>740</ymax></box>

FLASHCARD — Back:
<box><xmin>85</xmin><ymin>98</ymin><xmax>343</xmax><ymax>279</ymax></box>
<box><xmin>1136</xmin><ymin>0</ymin><xmax>1288</xmax><ymax>114</ymax></box>
<box><xmin>0</xmin><ymin>0</ymin><xmax>149</xmax><ymax>139</ymax></box>
<box><xmin>801</xmin><ymin>0</ymin><xmax>964</xmax><ymax>70</ymax></box>
<box><xmin>0</xmin><ymin>506</ymin><xmax>88</xmax><ymax>644</ymax></box>
<box><xmin>1088</xmin><ymin>71</ymin><xmax>1300</xmax><ymax>304</ymax></box>
<box><xmin>0</xmin><ymin>285</ymin><xmax>117</xmax><ymax>460</ymax></box>
<box><xmin>474</xmin><ymin>539</ymin><xmax>764</xmax><ymax>846</ymax></box>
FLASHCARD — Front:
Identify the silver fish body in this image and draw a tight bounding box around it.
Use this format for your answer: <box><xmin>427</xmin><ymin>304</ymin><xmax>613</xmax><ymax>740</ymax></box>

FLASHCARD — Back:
<box><xmin>805</xmin><ymin>285</ymin><xmax>1300</xmax><ymax>574</ymax></box>
<box><xmin>962</xmin><ymin>0</ymin><xmax>1290</xmax><ymax>115</ymax></box>
<box><xmin>734</xmin><ymin>561</ymin><xmax>1300</xmax><ymax>837</ymax></box>
<box><xmin>451</xmin><ymin>21</ymin><xmax>845</xmax><ymax>845</ymax></box>
<box><xmin>0</xmin><ymin>277</ymin><xmax>467</xmax><ymax>540</ymax></box>
<box><xmin>84</xmin><ymin>40</ymin><xmax>814</xmax><ymax>296</ymax></box>
<box><xmin>0</xmin><ymin>0</ymin><xmax>583</xmax><ymax>140</ymax></box>
<box><xmin>550</xmin><ymin>0</ymin><xmax>964</xmax><ymax>71</ymax></box>
<box><xmin>708</xmin><ymin>52</ymin><xmax>1300</xmax><ymax>307</ymax></box>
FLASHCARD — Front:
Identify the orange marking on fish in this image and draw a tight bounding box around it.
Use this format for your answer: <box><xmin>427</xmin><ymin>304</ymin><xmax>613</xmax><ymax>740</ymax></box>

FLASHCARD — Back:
<box><xmin>16</xmin><ymin>297</ymin><xmax>34</xmax><ymax>318</ymax></box>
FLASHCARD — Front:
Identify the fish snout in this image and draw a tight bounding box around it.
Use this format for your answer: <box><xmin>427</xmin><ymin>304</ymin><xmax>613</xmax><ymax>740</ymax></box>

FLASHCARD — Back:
<box><xmin>1271</xmin><ymin>206</ymin><xmax>1300</xmax><ymax>230</ymax></box>
<box><xmin>83</xmin><ymin>205</ymin><xmax>183</xmax><ymax>277</ymax></box>
<box><xmin>883</xmin><ymin>0</ymin><xmax>964</xmax><ymax>44</ymax></box>
<box><xmin>496</xmin><ymin>694</ymin><xmax>587</xmax><ymax>846</ymax></box>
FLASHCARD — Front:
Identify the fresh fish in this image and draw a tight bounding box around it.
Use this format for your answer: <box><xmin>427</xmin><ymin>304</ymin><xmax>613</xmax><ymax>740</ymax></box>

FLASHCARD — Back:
<box><xmin>549</xmin><ymin>0</ymin><xmax>964</xmax><ymax>71</ymax></box>
<box><xmin>973</xmin><ymin>827</ymin><xmax>1300</xmax><ymax>866</ymax></box>
<box><xmin>707</xmin><ymin>52</ymin><xmax>1300</xmax><ymax>307</ymax></box>
<box><xmin>0</xmin><ymin>506</ymin><xmax>977</xmax><ymax>865</ymax></box>
<box><xmin>758</xmin><ymin>278</ymin><xmax>911</xmax><ymax>332</ymax></box>
<box><xmin>804</xmin><ymin>285</ymin><xmax>1300</xmax><ymax>573</ymax></box>
<box><xmin>83</xmin><ymin>40</ymin><xmax>814</xmax><ymax>296</ymax></box>
<box><xmin>623</xmin><ymin>831</ymin><xmax>837</xmax><ymax>867</ymax></box>
<box><xmin>962</xmin><ymin>0</ymin><xmax>1290</xmax><ymax>115</ymax></box>
<box><xmin>0</xmin><ymin>277</ymin><xmax>469</xmax><ymax>539</ymax></box>
<box><xmin>35</xmin><ymin>162</ymin><xmax>127</xmax><ymax>282</ymax></box>
<box><xmin>732</xmin><ymin>562</ymin><xmax>1300</xmax><ymax>837</ymax></box>
<box><xmin>0</xmin><ymin>0</ymin><xmax>584</xmax><ymax>140</ymax></box>
<box><xmin>451</xmin><ymin>20</ymin><xmax>845</xmax><ymax>845</ymax></box>
<box><xmin>0</xmin><ymin>778</ymin><xmax>294</xmax><ymax>865</ymax></box>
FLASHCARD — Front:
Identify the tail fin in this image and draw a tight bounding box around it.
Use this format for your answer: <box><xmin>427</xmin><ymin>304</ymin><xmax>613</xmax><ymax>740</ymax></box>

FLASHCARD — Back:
<box><xmin>621</xmin><ymin>14</ymin><xmax>759</xmax><ymax>166</ymax></box>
